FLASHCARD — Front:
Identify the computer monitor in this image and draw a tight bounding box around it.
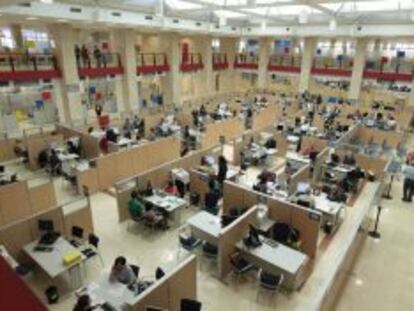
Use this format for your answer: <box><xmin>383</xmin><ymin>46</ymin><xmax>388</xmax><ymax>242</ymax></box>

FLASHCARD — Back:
<box><xmin>38</xmin><ymin>219</ymin><xmax>54</xmax><ymax>232</ymax></box>
<box><xmin>297</xmin><ymin>182</ymin><xmax>311</xmax><ymax>194</ymax></box>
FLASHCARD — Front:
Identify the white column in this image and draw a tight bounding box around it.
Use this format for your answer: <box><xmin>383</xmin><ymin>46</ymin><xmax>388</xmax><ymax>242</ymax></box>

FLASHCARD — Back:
<box><xmin>49</xmin><ymin>24</ymin><xmax>83</xmax><ymax>124</ymax></box>
<box><xmin>113</xmin><ymin>29</ymin><xmax>139</xmax><ymax>111</ymax></box>
<box><xmin>198</xmin><ymin>36</ymin><xmax>214</xmax><ymax>96</ymax></box>
<box><xmin>299</xmin><ymin>37</ymin><xmax>316</xmax><ymax>93</ymax></box>
<box><xmin>349</xmin><ymin>39</ymin><xmax>367</xmax><ymax>101</ymax></box>
<box><xmin>220</xmin><ymin>37</ymin><xmax>237</xmax><ymax>93</ymax></box>
<box><xmin>160</xmin><ymin>33</ymin><xmax>181</xmax><ymax>108</ymax></box>
<box><xmin>258</xmin><ymin>38</ymin><xmax>271</xmax><ymax>90</ymax></box>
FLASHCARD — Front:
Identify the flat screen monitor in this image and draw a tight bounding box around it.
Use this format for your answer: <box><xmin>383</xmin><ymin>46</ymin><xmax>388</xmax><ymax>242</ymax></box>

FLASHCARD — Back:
<box><xmin>297</xmin><ymin>182</ymin><xmax>310</xmax><ymax>194</ymax></box>
<box><xmin>38</xmin><ymin>219</ymin><xmax>54</xmax><ymax>232</ymax></box>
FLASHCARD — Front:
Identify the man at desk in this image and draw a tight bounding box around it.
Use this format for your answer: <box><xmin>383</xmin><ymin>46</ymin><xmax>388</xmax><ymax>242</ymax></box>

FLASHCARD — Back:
<box><xmin>343</xmin><ymin>152</ymin><xmax>356</xmax><ymax>166</ymax></box>
<box><xmin>128</xmin><ymin>191</ymin><xmax>144</xmax><ymax>219</ymax></box>
<box><xmin>109</xmin><ymin>256</ymin><xmax>136</xmax><ymax>285</ymax></box>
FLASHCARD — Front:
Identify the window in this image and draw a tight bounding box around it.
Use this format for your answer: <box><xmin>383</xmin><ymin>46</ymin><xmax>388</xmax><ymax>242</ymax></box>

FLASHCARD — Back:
<box><xmin>22</xmin><ymin>28</ymin><xmax>51</xmax><ymax>52</ymax></box>
<box><xmin>0</xmin><ymin>28</ymin><xmax>15</xmax><ymax>49</ymax></box>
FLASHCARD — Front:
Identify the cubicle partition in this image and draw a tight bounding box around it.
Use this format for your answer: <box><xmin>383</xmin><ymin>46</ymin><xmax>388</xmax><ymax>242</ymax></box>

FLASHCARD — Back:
<box><xmin>202</xmin><ymin>118</ymin><xmax>244</xmax><ymax>149</ymax></box>
<box><xmin>115</xmin><ymin>145</ymin><xmax>222</xmax><ymax>223</ymax></box>
<box><xmin>289</xmin><ymin>164</ymin><xmax>311</xmax><ymax>195</ymax></box>
<box><xmin>222</xmin><ymin>181</ymin><xmax>321</xmax><ymax>258</ymax></box>
<box><xmin>129</xmin><ymin>254</ymin><xmax>197</xmax><ymax>311</ymax></box>
<box><xmin>0</xmin><ymin>196</ymin><xmax>93</xmax><ymax>261</ymax></box>
<box><xmin>56</xmin><ymin>124</ymin><xmax>100</xmax><ymax>159</ymax></box>
<box><xmin>25</xmin><ymin>133</ymin><xmax>64</xmax><ymax>170</ymax></box>
<box><xmin>217</xmin><ymin>206</ymin><xmax>258</xmax><ymax>279</ymax></box>
<box><xmin>251</xmin><ymin>105</ymin><xmax>278</xmax><ymax>132</ymax></box>
<box><xmin>0</xmin><ymin>136</ymin><xmax>17</xmax><ymax>163</ymax></box>
<box><xmin>300</xmin><ymin>136</ymin><xmax>328</xmax><ymax>154</ymax></box>
<box><xmin>0</xmin><ymin>178</ymin><xmax>56</xmax><ymax>228</ymax></box>
<box><xmin>79</xmin><ymin>136</ymin><xmax>181</xmax><ymax>193</ymax></box>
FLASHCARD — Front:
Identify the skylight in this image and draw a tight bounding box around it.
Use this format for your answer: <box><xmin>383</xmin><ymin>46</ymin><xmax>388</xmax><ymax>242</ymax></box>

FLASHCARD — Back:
<box><xmin>165</xmin><ymin>0</ymin><xmax>202</xmax><ymax>10</ymax></box>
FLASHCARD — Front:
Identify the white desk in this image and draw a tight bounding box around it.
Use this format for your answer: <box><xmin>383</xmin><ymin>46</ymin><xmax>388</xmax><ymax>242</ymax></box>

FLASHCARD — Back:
<box><xmin>23</xmin><ymin>237</ymin><xmax>85</xmax><ymax>288</ymax></box>
<box><xmin>286</xmin><ymin>152</ymin><xmax>311</xmax><ymax>165</ymax></box>
<box><xmin>236</xmin><ymin>239</ymin><xmax>308</xmax><ymax>290</ymax></box>
<box><xmin>313</xmin><ymin>193</ymin><xmax>344</xmax><ymax>228</ymax></box>
<box><xmin>143</xmin><ymin>192</ymin><xmax>187</xmax><ymax>226</ymax></box>
<box><xmin>187</xmin><ymin>211</ymin><xmax>221</xmax><ymax>245</ymax></box>
<box><xmin>75</xmin><ymin>273</ymin><xmax>135</xmax><ymax>311</ymax></box>
<box><xmin>0</xmin><ymin>245</ymin><xmax>18</xmax><ymax>269</ymax></box>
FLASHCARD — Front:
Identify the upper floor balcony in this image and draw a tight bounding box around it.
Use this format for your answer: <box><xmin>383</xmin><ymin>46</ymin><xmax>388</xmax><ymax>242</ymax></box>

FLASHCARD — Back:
<box><xmin>0</xmin><ymin>52</ymin><xmax>60</xmax><ymax>82</ymax></box>
<box><xmin>268</xmin><ymin>54</ymin><xmax>301</xmax><ymax>73</ymax></box>
<box><xmin>363</xmin><ymin>57</ymin><xmax>413</xmax><ymax>81</ymax></box>
<box><xmin>77</xmin><ymin>52</ymin><xmax>124</xmax><ymax>78</ymax></box>
<box><xmin>212</xmin><ymin>53</ymin><xmax>229</xmax><ymax>70</ymax></box>
<box><xmin>136</xmin><ymin>53</ymin><xmax>170</xmax><ymax>75</ymax></box>
<box><xmin>180</xmin><ymin>53</ymin><xmax>204</xmax><ymax>72</ymax></box>
<box><xmin>234</xmin><ymin>53</ymin><xmax>258</xmax><ymax>70</ymax></box>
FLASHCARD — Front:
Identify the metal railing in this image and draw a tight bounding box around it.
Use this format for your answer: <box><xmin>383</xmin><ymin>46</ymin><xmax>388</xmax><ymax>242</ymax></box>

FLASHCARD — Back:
<box><xmin>75</xmin><ymin>52</ymin><xmax>122</xmax><ymax>69</ymax></box>
<box><xmin>136</xmin><ymin>53</ymin><xmax>168</xmax><ymax>67</ymax></box>
<box><xmin>0</xmin><ymin>52</ymin><xmax>58</xmax><ymax>72</ymax></box>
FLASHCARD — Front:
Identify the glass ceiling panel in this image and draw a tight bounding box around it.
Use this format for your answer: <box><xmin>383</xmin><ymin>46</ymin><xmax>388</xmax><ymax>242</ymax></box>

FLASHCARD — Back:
<box><xmin>320</xmin><ymin>0</ymin><xmax>414</xmax><ymax>13</ymax></box>
<box><xmin>165</xmin><ymin>0</ymin><xmax>202</xmax><ymax>9</ymax></box>
<box><xmin>242</xmin><ymin>5</ymin><xmax>312</xmax><ymax>16</ymax></box>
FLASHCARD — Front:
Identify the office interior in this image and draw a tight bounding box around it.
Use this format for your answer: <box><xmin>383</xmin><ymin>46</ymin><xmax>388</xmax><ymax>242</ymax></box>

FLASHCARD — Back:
<box><xmin>1</xmin><ymin>1</ymin><xmax>414</xmax><ymax>311</ymax></box>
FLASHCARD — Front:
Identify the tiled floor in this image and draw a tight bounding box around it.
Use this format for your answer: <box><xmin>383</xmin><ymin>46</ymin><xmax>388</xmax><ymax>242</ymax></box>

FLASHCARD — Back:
<box><xmin>21</xmin><ymin>138</ymin><xmax>414</xmax><ymax>311</ymax></box>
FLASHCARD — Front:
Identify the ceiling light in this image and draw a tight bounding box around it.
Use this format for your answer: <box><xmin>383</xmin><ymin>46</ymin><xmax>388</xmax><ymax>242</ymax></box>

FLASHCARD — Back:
<box><xmin>329</xmin><ymin>19</ymin><xmax>337</xmax><ymax>31</ymax></box>
<box><xmin>299</xmin><ymin>10</ymin><xmax>308</xmax><ymax>24</ymax></box>
<box><xmin>39</xmin><ymin>0</ymin><xmax>54</xmax><ymax>3</ymax></box>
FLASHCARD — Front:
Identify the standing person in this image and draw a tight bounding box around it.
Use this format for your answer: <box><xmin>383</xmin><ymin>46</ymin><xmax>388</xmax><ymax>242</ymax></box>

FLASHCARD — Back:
<box><xmin>74</xmin><ymin>44</ymin><xmax>81</xmax><ymax>68</ymax></box>
<box><xmin>81</xmin><ymin>45</ymin><xmax>90</xmax><ymax>68</ymax></box>
<box><xmin>217</xmin><ymin>155</ymin><xmax>228</xmax><ymax>185</ymax></box>
<box><xmin>402</xmin><ymin>160</ymin><xmax>414</xmax><ymax>203</ymax></box>
<box><xmin>93</xmin><ymin>45</ymin><xmax>102</xmax><ymax>68</ymax></box>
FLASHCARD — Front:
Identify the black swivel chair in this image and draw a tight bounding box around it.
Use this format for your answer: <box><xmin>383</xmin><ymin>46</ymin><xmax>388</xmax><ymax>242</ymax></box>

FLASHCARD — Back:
<box><xmin>180</xmin><ymin>299</ymin><xmax>202</xmax><ymax>311</ymax></box>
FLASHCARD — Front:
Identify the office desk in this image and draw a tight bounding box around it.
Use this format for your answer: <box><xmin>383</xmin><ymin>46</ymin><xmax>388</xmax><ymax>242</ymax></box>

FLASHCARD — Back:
<box><xmin>0</xmin><ymin>245</ymin><xmax>18</xmax><ymax>269</ymax></box>
<box><xmin>286</xmin><ymin>152</ymin><xmax>311</xmax><ymax>165</ymax></box>
<box><xmin>313</xmin><ymin>193</ymin><xmax>344</xmax><ymax>229</ymax></box>
<box><xmin>143</xmin><ymin>192</ymin><xmax>188</xmax><ymax>227</ymax></box>
<box><xmin>321</xmin><ymin>162</ymin><xmax>354</xmax><ymax>180</ymax></box>
<box><xmin>23</xmin><ymin>237</ymin><xmax>85</xmax><ymax>288</ymax></box>
<box><xmin>75</xmin><ymin>273</ymin><xmax>135</xmax><ymax>311</ymax></box>
<box><xmin>187</xmin><ymin>211</ymin><xmax>221</xmax><ymax>245</ymax></box>
<box><xmin>236</xmin><ymin>239</ymin><xmax>308</xmax><ymax>290</ymax></box>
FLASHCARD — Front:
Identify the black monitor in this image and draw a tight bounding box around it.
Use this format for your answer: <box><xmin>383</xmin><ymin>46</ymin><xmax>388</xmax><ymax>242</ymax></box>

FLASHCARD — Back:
<box><xmin>38</xmin><ymin>219</ymin><xmax>54</xmax><ymax>232</ymax></box>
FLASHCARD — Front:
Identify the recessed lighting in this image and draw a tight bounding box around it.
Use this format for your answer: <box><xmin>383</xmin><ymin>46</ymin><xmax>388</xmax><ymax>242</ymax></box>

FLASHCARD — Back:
<box><xmin>354</xmin><ymin>278</ymin><xmax>364</xmax><ymax>286</ymax></box>
<box><xmin>26</xmin><ymin>17</ymin><xmax>38</xmax><ymax>21</ymax></box>
<box><xmin>39</xmin><ymin>0</ymin><xmax>54</xmax><ymax>3</ymax></box>
<box><xmin>57</xmin><ymin>19</ymin><xmax>68</xmax><ymax>23</ymax></box>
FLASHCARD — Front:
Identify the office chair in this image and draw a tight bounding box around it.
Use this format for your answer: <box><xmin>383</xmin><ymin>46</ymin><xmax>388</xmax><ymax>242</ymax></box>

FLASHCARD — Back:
<box><xmin>180</xmin><ymin>299</ymin><xmax>202</xmax><ymax>311</ymax></box>
<box><xmin>229</xmin><ymin>252</ymin><xmax>254</xmax><ymax>283</ymax></box>
<box><xmin>257</xmin><ymin>269</ymin><xmax>284</xmax><ymax>298</ymax></box>
<box><xmin>70</xmin><ymin>225</ymin><xmax>84</xmax><ymax>247</ymax></box>
<box><xmin>178</xmin><ymin>233</ymin><xmax>201</xmax><ymax>260</ymax></box>
<box><xmin>82</xmin><ymin>233</ymin><xmax>104</xmax><ymax>268</ymax></box>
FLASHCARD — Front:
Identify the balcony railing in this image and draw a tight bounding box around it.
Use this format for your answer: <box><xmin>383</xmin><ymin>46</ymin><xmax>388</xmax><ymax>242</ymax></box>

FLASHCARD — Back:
<box><xmin>77</xmin><ymin>52</ymin><xmax>123</xmax><ymax>77</ymax></box>
<box><xmin>234</xmin><ymin>53</ymin><xmax>258</xmax><ymax>69</ymax></box>
<box><xmin>136</xmin><ymin>53</ymin><xmax>170</xmax><ymax>75</ymax></box>
<box><xmin>363</xmin><ymin>57</ymin><xmax>413</xmax><ymax>81</ymax></box>
<box><xmin>0</xmin><ymin>52</ymin><xmax>60</xmax><ymax>81</ymax></box>
<box><xmin>212</xmin><ymin>53</ymin><xmax>229</xmax><ymax>70</ymax></box>
<box><xmin>268</xmin><ymin>54</ymin><xmax>301</xmax><ymax>73</ymax></box>
<box><xmin>313</xmin><ymin>56</ymin><xmax>354</xmax><ymax>70</ymax></box>
<box><xmin>180</xmin><ymin>53</ymin><xmax>204</xmax><ymax>72</ymax></box>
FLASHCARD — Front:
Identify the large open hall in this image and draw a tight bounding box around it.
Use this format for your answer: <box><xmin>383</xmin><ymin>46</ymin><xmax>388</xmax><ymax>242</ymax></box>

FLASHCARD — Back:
<box><xmin>0</xmin><ymin>1</ymin><xmax>414</xmax><ymax>310</ymax></box>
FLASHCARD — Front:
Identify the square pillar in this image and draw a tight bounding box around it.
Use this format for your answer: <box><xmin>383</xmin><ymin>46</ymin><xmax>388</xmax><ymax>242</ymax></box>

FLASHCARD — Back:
<box><xmin>349</xmin><ymin>39</ymin><xmax>367</xmax><ymax>101</ymax></box>
<box><xmin>299</xmin><ymin>37</ymin><xmax>316</xmax><ymax>93</ymax></box>
<box><xmin>258</xmin><ymin>38</ymin><xmax>271</xmax><ymax>90</ymax></box>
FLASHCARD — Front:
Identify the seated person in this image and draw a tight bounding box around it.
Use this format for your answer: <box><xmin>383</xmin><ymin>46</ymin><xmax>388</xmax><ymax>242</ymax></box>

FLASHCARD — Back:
<box><xmin>67</xmin><ymin>138</ymin><xmax>81</xmax><ymax>155</ymax></box>
<box><xmin>329</xmin><ymin>152</ymin><xmax>340</xmax><ymax>166</ymax></box>
<box><xmin>257</xmin><ymin>169</ymin><xmax>276</xmax><ymax>183</ymax></box>
<box><xmin>122</xmin><ymin>118</ymin><xmax>133</xmax><ymax>134</ymax></box>
<box><xmin>73</xmin><ymin>294</ymin><xmax>100</xmax><ymax>311</ymax></box>
<box><xmin>109</xmin><ymin>256</ymin><xmax>136</xmax><ymax>285</ymax></box>
<box><xmin>148</xmin><ymin>128</ymin><xmax>156</xmax><ymax>141</ymax></box>
<box><xmin>38</xmin><ymin>149</ymin><xmax>49</xmax><ymax>168</ymax></box>
<box><xmin>302</xmin><ymin>145</ymin><xmax>317</xmax><ymax>157</ymax></box>
<box><xmin>343</xmin><ymin>152</ymin><xmax>356</xmax><ymax>166</ymax></box>
<box><xmin>264</xmin><ymin>138</ymin><xmax>276</xmax><ymax>149</ymax></box>
<box><xmin>14</xmin><ymin>140</ymin><xmax>28</xmax><ymax>162</ymax></box>
<box><xmin>164</xmin><ymin>180</ymin><xmax>178</xmax><ymax>196</ymax></box>
<box><xmin>106</xmin><ymin>128</ymin><xmax>119</xmax><ymax>143</ymax></box>
<box><xmin>49</xmin><ymin>149</ymin><xmax>62</xmax><ymax>175</ymax></box>
<box><xmin>204</xmin><ymin>179</ymin><xmax>220</xmax><ymax>214</ymax></box>
<box><xmin>128</xmin><ymin>190</ymin><xmax>144</xmax><ymax>219</ymax></box>
<box><xmin>144</xmin><ymin>204</ymin><xmax>169</xmax><ymax>230</ymax></box>
<box><xmin>143</xmin><ymin>181</ymin><xmax>154</xmax><ymax>197</ymax></box>
<box><xmin>328</xmin><ymin>184</ymin><xmax>348</xmax><ymax>203</ymax></box>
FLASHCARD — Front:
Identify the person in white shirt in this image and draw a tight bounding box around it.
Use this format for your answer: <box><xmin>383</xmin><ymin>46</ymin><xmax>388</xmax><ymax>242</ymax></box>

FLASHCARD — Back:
<box><xmin>402</xmin><ymin>160</ymin><xmax>414</xmax><ymax>203</ymax></box>
<box><xmin>109</xmin><ymin>256</ymin><xmax>136</xmax><ymax>285</ymax></box>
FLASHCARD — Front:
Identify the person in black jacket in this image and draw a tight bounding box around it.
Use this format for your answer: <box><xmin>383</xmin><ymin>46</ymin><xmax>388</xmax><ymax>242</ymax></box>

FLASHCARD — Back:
<box><xmin>217</xmin><ymin>155</ymin><xmax>228</xmax><ymax>185</ymax></box>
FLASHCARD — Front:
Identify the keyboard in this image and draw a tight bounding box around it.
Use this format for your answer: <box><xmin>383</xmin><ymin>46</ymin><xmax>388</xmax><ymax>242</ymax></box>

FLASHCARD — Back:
<box><xmin>33</xmin><ymin>246</ymin><xmax>54</xmax><ymax>252</ymax></box>
<box><xmin>264</xmin><ymin>238</ymin><xmax>279</xmax><ymax>248</ymax></box>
